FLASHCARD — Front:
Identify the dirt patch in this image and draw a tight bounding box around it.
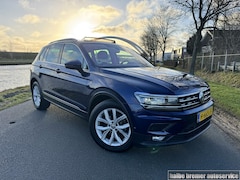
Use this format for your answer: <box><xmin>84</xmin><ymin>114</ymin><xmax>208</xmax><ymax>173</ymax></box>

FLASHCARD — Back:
<box><xmin>213</xmin><ymin>107</ymin><xmax>240</xmax><ymax>142</ymax></box>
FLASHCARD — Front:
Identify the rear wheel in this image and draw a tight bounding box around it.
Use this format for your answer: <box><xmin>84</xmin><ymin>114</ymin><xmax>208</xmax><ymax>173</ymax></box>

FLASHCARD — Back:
<box><xmin>31</xmin><ymin>81</ymin><xmax>50</xmax><ymax>110</ymax></box>
<box><xmin>90</xmin><ymin>100</ymin><xmax>132</xmax><ymax>152</ymax></box>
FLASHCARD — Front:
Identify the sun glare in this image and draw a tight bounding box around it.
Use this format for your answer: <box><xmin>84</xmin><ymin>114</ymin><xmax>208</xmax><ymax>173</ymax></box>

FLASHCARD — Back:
<box><xmin>65</xmin><ymin>21</ymin><xmax>103</xmax><ymax>39</ymax></box>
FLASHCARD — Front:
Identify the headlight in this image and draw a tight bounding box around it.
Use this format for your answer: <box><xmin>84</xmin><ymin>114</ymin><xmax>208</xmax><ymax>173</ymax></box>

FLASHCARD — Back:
<box><xmin>134</xmin><ymin>92</ymin><xmax>179</xmax><ymax>109</ymax></box>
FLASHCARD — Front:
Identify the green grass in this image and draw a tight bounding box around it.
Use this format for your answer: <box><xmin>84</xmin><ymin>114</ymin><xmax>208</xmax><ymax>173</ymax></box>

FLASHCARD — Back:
<box><xmin>209</xmin><ymin>82</ymin><xmax>240</xmax><ymax>118</ymax></box>
<box><xmin>0</xmin><ymin>86</ymin><xmax>31</xmax><ymax>111</ymax></box>
<box><xmin>197</xmin><ymin>71</ymin><xmax>240</xmax><ymax>88</ymax></box>
<box><xmin>172</xmin><ymin>68</ymin><xmax>240</xmax><ymax>119</ymax></box>
<box><xmin>195</xmin><ymin>71</ymin><xmax>240</xmax><ymax>118</ymax></box>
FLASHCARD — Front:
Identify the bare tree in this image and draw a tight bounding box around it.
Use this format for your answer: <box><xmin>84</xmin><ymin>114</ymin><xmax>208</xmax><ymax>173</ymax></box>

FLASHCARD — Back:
<box><xmin>141</xmin><ymin>6</ymin><xmax>181</xmax><ymax>64</ymax></box>
<box><xmin>141</xmin><ymin>25</ymin><xmax>159</xmax><ymax>65</ymax></box>
<box><xmin>173</xmin><ymin>0</ymin><xmax>240</xmax><ymax>74</ymax></box>
<box><xmin>152</xmin><ymin>6</ymin><xmax>181</xmax><ymax>61</ymax></box>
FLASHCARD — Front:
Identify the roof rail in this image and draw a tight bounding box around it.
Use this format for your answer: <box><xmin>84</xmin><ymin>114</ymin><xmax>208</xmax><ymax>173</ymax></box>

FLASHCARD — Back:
<box><xmin>99</xmin><ymin>36</ymin><xmax>149</xmax><ymax>60</ymax></box>
<box><xmin>82</xmin><ymin>37</ymin><xmax>116</xmax><ymax>43</ymax></box>
<box><xmin>49</xmin><ymin>38</ymin><xmax>78</xmax><ymax>44</ymax></box>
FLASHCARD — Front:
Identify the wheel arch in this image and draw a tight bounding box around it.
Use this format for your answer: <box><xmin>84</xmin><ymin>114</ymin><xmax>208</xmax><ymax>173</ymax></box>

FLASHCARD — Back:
<box><xmin>88</xmin><ymin>88</ymin><xmax>133</xmax><ymax>122</ymax></box>
<box><xmin>30</xmin><ymin>77</ymin><xmax>38</xmax><ymax>89</ymax></box>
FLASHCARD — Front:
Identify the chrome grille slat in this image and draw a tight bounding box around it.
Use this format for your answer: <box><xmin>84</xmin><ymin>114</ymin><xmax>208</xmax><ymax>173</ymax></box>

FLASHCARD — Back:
<box><xmin>177</xmin><ymin>88</ymin><xmax>211</xmax><ymax>110</ymax></box>
<box><xmin>180</xmin><ymin>101</ymin><xmax>200</xmax><ymax>108</ymax></box>
<box><xmin>179</xmin><ymin>96</ymin><xmax>198</xmax><ymax>103</ymax></box>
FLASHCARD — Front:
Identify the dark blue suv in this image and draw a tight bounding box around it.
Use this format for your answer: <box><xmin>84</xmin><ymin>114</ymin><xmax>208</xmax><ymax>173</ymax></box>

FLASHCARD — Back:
<box><xmin>30</xmin><ymin>37</ymin><xmax>214</xmax><ymax>151</ymax></box>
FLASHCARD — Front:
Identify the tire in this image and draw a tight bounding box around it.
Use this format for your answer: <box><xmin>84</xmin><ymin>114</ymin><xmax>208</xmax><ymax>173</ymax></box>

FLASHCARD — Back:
<box><xmin>31</xmin><ymin>81</ymin><xmax>50</xmax><ymax>110</ymax></box>
<box><xmin>90</xmin><ymin>100</ymin><xmax>133</xmax><ymax>152</ymax></box>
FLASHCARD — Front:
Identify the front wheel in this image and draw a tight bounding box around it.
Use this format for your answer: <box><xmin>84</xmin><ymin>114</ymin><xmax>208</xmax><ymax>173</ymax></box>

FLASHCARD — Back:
<box><xmin>89</xmin><ymin>100</ymin><xmax>133</xmax><ymax>152</ymax></box>
<box><xmin>31</xmin><ymin>81</ymin><xmax>50</xmax><ymax>110</ymax></box>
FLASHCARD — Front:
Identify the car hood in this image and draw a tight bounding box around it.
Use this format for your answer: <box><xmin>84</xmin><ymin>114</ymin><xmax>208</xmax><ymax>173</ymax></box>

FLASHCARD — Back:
<box><xmin>102</xmin><ymin>67</ymin><xmax>208</xmax><ymax>89</ymax></box>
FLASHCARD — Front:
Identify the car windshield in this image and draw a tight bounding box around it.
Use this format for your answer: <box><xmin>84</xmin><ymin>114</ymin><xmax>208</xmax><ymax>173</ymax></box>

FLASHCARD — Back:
<box><xmin>81</xmin><ymin>42</ymin><xmax>153</xmax><ymax>68</ymax></box>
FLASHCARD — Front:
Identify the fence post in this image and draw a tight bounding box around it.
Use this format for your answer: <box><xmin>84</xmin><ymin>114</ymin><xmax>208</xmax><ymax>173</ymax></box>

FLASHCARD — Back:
<box><xmin>188</xmin><ymin>57</ymin><xmax>190</xmax><ymax>70</ymax></box>
<box><xmin>233</xmin><ymin>61</ymin><xmax>236</xmax><ymax>72</ymax></box>
<box><xmin>211</xmin><ymin>52</ymin><xmax>214</xmax><ymax>72</ymax></box>
<box><xmin>217</xmin><ymin>61</ymin><xmax>220</xmax><ymax>71</ymax></box>
<box><xmin>224</xmin><ymin>50</ymin><xmax>228</xmax><ymax>72</ymax></box>
<box><xmin>201</xmin><ymin>53</ymin><xmax>204</xmax><ymax>70</ymax></box>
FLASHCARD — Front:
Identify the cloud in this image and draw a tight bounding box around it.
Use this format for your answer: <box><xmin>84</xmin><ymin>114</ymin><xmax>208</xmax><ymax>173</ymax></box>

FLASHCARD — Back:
<box><xmin>0</xmin><ymin>25</ymin><xmax>11</xmax><ymax>36</ymax></box>
<box><xmin>61</xmin><ymin>4</ymin><xmax>122</xmax><ymax>39</ymax></box>
<box><xmin>0</xmin><ymin>26</ymin><xmax>11</xmax><ymax>50</ymax></box>
<box><xmin>93</xmin><ymin>25</ymin><xmax>126</xmax><ymax>35</ymax></box>
<box><xmin>16</xmin><ymin>14</ymin><xmax>41</xmax><ymax>24</ymax></box>
<box><xmin>18</xmin><ymin>0</ymin><xmax>34</xmax><ymax>9</ymax></box>
<box><xmin>76</xmin><ymin>5</ymin><xmax>121</xmax><ymax>25</ymax></box>
<box><xmin>126</xmin><ymin>0</ymin><xmax>157</xmax><ymax>18</ymax></box>
<box><xmin>31</xmin><ymin>31</ymin><xmax>41</xmax><ymax>38</ymax></box>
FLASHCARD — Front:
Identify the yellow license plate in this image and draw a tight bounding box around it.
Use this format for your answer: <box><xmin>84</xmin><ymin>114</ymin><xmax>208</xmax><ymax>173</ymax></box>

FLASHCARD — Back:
<box><xmin>197</xmin><ymin>106</ymin><xmax>213</xmax><ymax>123</ymax></box>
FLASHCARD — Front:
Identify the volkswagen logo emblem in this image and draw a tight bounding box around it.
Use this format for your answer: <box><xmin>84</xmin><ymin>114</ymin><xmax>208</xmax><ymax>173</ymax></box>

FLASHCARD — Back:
<box><xmin>199</xmin><ymin>91</ymin><xmax>204</xmax><ymax>103</ymax></box>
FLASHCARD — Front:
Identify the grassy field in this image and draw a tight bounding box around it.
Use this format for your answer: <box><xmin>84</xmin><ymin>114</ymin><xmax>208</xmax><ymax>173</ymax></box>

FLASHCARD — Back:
<box><xmin>197</xmin><ymin>71</ymin><xmax>240</xmax><ymax>118</ymax></box>
<box><xmin>0</xmin><ymin>86</ymin><xmax>31</xmax><ymax>111</ymax></box>
<box><xmin>197</xmin><ymin>71</ymin><xmax>240</xmax><ymax>88</ymax></box>
<box><xmin>209</xmin><ymin>82</ymin><xmax>240</xmax><ymax>117</ymax></box>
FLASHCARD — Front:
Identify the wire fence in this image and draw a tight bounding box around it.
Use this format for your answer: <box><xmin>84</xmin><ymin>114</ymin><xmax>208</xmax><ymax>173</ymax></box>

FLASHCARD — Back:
<box><xmin>181</xmin><ymin>53</ymin><xmax>240</xmax><ymax>72</ymax></box>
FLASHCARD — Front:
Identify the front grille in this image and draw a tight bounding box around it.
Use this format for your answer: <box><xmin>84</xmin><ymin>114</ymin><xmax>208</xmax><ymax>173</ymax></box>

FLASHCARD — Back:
<box><xmin>178</xmin><ymin>88</ymin><xmax>211</xmax><ymax>110</ymax></box>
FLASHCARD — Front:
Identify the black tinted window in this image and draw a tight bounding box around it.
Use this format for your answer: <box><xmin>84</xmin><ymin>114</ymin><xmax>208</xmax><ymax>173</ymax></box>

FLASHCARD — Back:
<box><xmin>45</xmin><ymin>44</ymin><xmax>62</xmax><ymax>63</ymax></box>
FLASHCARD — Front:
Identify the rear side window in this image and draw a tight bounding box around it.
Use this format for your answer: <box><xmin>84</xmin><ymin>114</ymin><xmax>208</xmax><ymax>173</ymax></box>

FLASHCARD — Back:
<box><xmin>38</xmin><ymin>47</ymin><xmax>47</xmax><ymax>61</ymax></box>
<box><xmin>45</xmin><ymin>44</ymin><xmax>62</xmax><ymax>63</ymax></box>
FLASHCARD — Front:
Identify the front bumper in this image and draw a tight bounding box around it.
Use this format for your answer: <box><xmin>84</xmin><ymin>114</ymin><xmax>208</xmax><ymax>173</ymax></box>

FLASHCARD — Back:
<box><xmin>131</xmin><ymin>100</ymin><xmax>213</xmax><ymax>147</ymax></box>
<box><xmin>133</xmin><ymin>118</ymin><xmax>211</xmax><ymax>147</ymax></box>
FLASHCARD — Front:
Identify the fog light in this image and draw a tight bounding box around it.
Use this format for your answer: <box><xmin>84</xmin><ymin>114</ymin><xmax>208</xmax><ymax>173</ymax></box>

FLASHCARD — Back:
<box><xmin>152</xmin><ymin>136</ymin><xmax>165</xmax><ymax>142</ymax></box>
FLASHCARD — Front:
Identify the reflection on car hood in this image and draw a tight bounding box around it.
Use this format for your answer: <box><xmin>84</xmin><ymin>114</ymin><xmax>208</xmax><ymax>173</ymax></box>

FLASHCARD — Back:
<box><xmin>103</xmin><ymin>67</ymin><xmax>208</xmax><ymax>88</ymax></box>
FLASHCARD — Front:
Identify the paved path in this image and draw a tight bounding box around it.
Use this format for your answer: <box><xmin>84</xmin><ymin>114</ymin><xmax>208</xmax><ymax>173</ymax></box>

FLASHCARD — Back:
<box><xmin>0</xmin><ymin>101</ymin><xmax>239</xmax><ymax>179</ymax></box>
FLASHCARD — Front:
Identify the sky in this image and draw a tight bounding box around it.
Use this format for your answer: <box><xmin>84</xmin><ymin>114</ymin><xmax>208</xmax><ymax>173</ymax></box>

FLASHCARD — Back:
<box><xmin>0</xmin><ymin>0</ymin><xmax>192</xmax><ymax>52</ymax></box>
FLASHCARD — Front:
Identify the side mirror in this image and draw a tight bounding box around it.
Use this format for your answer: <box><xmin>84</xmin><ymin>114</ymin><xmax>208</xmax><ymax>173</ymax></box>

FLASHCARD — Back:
<box><xmin>65</xmin><ymin>60</ymin><xmax>87</xmax><ymax>76</ymax></box>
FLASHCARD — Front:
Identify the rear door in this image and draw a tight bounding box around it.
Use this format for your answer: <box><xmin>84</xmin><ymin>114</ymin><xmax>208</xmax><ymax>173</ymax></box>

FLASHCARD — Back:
<box><xmin>38</xmin><ymin>43</ymin><xmax>64</xmax><ymax>99</ymax></box>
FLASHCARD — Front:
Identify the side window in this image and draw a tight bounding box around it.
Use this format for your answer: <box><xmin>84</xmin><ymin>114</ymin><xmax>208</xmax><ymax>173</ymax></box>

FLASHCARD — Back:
<box><xmin>38</xmin><ymin>47</ymin><xmax>47</xmax><ymax>61</ymax></box>
<box><xmin>61</xmin><ymin>44</ymin><xmax>88</xmax><ymax>70</ymax></box>
<box><xmin>45</xmin><ymin>44</ymin><xmax>62</xmax><ymax>63</ymax></box>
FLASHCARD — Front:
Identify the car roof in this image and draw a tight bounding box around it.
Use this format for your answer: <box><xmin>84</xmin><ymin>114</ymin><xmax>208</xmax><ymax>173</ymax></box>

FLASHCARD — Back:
<box><xmin>49</xmin><ymin>37</ymin><xmax>115</xmax><ymax>45</ymax></box>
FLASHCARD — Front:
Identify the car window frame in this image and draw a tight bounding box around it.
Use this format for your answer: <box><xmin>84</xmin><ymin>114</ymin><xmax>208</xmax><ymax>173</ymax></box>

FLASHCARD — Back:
<box><xmin>36</xmin><ymin>46</ymin><xmax>47</xmax><ymax>62</ymax></box>
<box><xmin>60</xmin><ymin>43</ymin><xmax>89</xmax><ymax>72</ymax></box>
<box><xmin>44</xmin><ymin>43</ymin><xmax>63</xmax><ymax>64</ymax></box>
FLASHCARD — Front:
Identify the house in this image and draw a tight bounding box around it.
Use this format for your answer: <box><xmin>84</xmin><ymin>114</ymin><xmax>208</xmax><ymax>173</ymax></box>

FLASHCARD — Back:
<box><xmin>201</xmin><ymin>30</ymin><xmax>240</xmax><ymax>54</ymax></box>
<box><xmin>171</xmin><ymin>47</ymin><xmax>187</xmax><ymax>60</ymax></box>
<box><xmin>158</xmin><ymin>52</ymin><xmax>172</xmax><ymax>61</ymax></box>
